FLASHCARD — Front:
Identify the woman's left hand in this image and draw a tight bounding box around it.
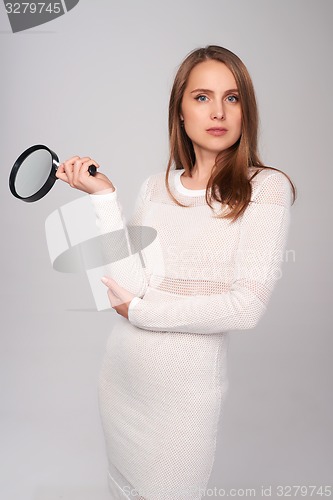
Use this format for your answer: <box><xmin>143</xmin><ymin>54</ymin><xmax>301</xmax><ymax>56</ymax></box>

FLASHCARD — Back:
<box><xmin>101</xmin><ymin>276</ymin><xmax>136</xmax><ymax>319</ymax></box>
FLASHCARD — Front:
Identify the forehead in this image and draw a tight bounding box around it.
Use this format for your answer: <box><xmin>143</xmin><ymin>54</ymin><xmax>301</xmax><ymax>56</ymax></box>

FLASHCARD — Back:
<box><xmin>186</xmin><ymin>60</ymin><xmax>237</xmax><ymax>90</ymax></box>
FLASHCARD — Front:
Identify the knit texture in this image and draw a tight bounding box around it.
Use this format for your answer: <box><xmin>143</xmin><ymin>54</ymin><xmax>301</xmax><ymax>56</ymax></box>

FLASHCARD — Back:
<box><xmin>90</xmin><ymin>167</ymin><xmax>292</xmax><ymax>499</ymax></box>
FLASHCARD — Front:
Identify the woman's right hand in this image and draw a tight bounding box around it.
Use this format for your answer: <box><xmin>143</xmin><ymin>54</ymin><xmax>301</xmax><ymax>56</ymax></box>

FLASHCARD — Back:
<box><xmin>56</xmin><ymin>156</ymin><xmax>116</xmax><ymax>195</ymax></box>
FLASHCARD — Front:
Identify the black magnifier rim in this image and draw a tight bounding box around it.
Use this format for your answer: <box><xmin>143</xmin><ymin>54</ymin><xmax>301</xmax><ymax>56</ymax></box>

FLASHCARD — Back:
<box><xmin>9</xmin><ymin>144</ymin><xmax>59</xmax><ymax>203</ymax></box>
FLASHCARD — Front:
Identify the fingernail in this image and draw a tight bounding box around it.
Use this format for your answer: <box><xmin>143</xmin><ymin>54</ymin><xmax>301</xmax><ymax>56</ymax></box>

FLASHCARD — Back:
<box><xmin>101</xmin><ymin>277</ymin><xmax>108</xmax><ymax>284</ymax></box>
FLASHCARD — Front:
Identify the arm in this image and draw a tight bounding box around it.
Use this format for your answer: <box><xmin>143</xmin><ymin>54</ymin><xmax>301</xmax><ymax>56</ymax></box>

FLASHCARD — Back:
<box><xmin>89</xmin><ymin>176</ymin><xmax>151</xmax><ymax>298</ymax></box>
<box><xmin>127</xmin><ymin>172</ymin><xmax>293</xmax><ymax>334</ymax></box>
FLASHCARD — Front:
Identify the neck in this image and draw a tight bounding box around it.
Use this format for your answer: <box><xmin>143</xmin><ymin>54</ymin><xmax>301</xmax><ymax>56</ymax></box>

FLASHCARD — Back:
<box><xmin>188</xmin><ymin>153</ymin><xmax>216</xmax><ymax>181</ymax></box>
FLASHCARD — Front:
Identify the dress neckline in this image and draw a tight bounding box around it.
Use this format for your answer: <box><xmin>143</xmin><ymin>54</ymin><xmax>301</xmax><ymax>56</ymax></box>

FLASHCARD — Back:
<box><xmin>173</xmin><ymin>169</ymin><xmax>207</xmax><ymax>197</ymax></box>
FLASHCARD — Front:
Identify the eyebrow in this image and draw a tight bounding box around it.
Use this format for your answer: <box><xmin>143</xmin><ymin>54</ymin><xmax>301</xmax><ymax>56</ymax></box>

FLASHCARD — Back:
<box><xmin>190</xmin><ymin>88</ymin><xmax>239</xmax><ymax>94</ymax></box>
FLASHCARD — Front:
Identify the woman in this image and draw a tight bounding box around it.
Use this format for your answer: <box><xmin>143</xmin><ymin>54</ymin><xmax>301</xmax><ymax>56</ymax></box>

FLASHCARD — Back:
<box><xmin>56</xmin><ymin>45</ymin><xmax>296</xmax><ymax>500</ymax></box>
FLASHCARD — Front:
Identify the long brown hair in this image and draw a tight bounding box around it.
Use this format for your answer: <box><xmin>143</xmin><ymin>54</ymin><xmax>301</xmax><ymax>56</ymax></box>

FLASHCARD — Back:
<box><xmin>165</xmin><ymin>45</ymin><xmax>297</xmax><ymax>222</ymax></box>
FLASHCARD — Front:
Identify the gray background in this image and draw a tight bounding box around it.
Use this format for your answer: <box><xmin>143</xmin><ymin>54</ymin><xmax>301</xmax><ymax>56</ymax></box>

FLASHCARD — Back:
<box><xmin>1</xmin><ymin>1</ymin><xmax>332</xmax><ymax>499</ymax></box>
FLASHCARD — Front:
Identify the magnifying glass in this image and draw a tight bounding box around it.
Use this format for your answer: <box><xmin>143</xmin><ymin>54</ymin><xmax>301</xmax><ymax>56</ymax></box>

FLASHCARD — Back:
<box><xmin>9</xmin><ymin>144</ymin><xmax>97</xmax><ymax>202</ymax></box>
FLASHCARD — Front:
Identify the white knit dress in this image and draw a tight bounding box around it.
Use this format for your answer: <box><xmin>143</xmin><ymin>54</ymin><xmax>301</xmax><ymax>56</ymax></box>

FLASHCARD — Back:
<box><xmin>89</xmin><ymin>167</ymin><xmax>292</xmax><ymax>500</ymax></box>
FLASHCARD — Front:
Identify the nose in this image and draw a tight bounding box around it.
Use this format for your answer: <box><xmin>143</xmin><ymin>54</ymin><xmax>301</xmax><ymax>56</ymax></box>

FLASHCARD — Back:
<box><xmin>211</xmin><ymin>101</ymin><xmax>224</xmax><ymax>120</ymax></box>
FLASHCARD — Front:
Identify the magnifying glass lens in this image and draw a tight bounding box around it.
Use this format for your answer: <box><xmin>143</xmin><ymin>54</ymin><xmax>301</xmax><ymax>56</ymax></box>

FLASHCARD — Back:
<box><xmin>14</xmin><ymin>149</ymin><xmax>53</xmax><ymax>198</ymax></box>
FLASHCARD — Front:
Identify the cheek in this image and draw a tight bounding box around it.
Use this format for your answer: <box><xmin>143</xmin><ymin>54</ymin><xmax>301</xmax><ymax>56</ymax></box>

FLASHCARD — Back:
<box><xmin>234</xmin><ymin>113</ymin><xmax>242</xmax><ymax>134</ymax></box>
<box><xmin>183</xmin><ymin>109</ymin><xmax>203</xmax><ymax>133</ymax></box>
<box><xmin>185</xmin><ymin>106</ymin><xmax>201</xmax><ymax>121</ymax></box>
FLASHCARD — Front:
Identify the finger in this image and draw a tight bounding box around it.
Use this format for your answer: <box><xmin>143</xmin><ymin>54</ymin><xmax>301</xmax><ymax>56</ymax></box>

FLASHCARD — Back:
<box><xmin>82</xmin><ymin>159</ymin><xmax>100</xmax><ymax>171</ymax></box>
<box><xmin>107</xmin><ymin>287</ymin><xmax>117</xmax><ymax>303</ymax></box>
<box><xmin>107</xmin><ymin>288</ymin><xmax>117</xmax><ymax>309</ymax></box>
<box><xmin>72</xmin><ymin>157</ymin><xmax>100</xmax><ymax>185</ymax></box>
<box><xmin>57</xmin><ymin>162</ymin><xmax>65</xmax><ymax>173</ymax></box>
<box><xmin>56</xmin><ymin>157</ymin><xmax>96</xmax><ymax>184</ymax></box>
<box><xmin>77</xmin><ymin>156</ymin><xmax>94</xmax><ymax>163</ymax></box>
<box><xmin>64</xmin><ymin>155</ymin><xmax>80</xmax><ymax>164</ymax></box>
<box><xmin>101</xmin><ymin>276</ymin><xmax>117</xmax><ymax>289</ymax></box>
<box><xmin>107</xmin><ymin>288</ymin><xmax>123</xmax><ymax>309</ymax></box>
<box><xmin>63</xmin><ymin>156</ymin><xmax>88</xmax><ymax>169</ymax></box>
<box><xmin>55</xmin><ymin>163</ymin><xmax>69</xmax><ymax>182</ymax></box>
<box><xmin>102</xmin><ymin>276</ymin><xmax>126</xmax><ymax>298</ymax></box>
<box><xmin>72</xmin><ymin>157</ymin><xmax>94</xmax><ymax>168</ymax></box>
<box><xmin>63</xmin><ymin>157</ymin><xmax>89</xmax><ymax>187</ymax></box>
<box><xmin>72</xmin><ymin>158</ymin><xmax>89</xmax><ymax>185</ymax></box>
<box><xmin>101</xmin><ymin>277</ymin><xmax>135</xmax><ymax>304</ymax></box>
<box><xmin>73</xmin><ymin>158</ymin><xmax>100</xmax><ymax>184</ymax></box>
<box><xmin>102</xmin><ymin>277</ymin><xmax>121</xmax><ymax>296</ymax></box>
<box><xmin>63</xmin><ymin>158</ymin><xmax>76</xmax><ymax>187</ymax></box>
<box><xmin>66</xmin><ymin>156</ymin><xmax>93</xmax><ymax>167</ymax></box>
<box><xmin>101</xmin><ymin>277</ymin><xmax>128</xmax><ymax>295</ymax></box>
<box><xmin>55</xmin><ymin>170</ymin><xmax>70</xmax><ymax>183</ymax></box>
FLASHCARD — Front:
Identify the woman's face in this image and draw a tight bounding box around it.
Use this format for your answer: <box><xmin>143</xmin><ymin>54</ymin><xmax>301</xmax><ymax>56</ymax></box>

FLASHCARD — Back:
<box><xmin>180</xmin><ymin>60</ymin><xmax>242</xmax><ymax>159</ymax></box>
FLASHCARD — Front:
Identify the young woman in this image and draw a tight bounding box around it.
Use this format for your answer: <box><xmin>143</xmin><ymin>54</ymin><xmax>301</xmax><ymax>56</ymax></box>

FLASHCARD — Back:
<box><xmin>56</xmin><ymin>45</ymin><xmax>296</xmax><ymax>500</ymax></box>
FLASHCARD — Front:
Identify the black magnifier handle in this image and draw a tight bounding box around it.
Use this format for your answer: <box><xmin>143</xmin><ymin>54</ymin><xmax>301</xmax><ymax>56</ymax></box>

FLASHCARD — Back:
<box><xmin>88</xmin><ymin>165</ymin><xmax>97</xmax><ymax>176</ymax></box>
<box><xmin>54</xmin><ymin>160</ymin><xmax>97</xmax><ymax>176</ymax></box>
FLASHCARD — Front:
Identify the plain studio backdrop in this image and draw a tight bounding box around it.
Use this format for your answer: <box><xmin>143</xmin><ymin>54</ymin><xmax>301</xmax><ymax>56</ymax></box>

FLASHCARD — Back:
<box><xmin>0</xmin><ymin>1</ymin><xmax>332</xmax><ymax>499</ymax></box>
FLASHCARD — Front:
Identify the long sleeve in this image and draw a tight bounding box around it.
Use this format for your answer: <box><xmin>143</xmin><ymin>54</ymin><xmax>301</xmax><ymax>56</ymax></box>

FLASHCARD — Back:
<box><xmin>89</xmin><ymin>176</ymin><xmax>151</xmax><ymax>298</ymax></box>
<box><xmin>128</xmin><ymin>172</ymin><xmax>293</xmax><ymax>334</ymax></box>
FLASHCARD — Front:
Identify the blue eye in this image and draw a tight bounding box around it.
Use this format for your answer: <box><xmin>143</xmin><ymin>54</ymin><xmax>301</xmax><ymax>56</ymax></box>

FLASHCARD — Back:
<box><xmin>195</xmin><ymin>95</ymin><xmax>208</xmax><ymax>102</ymax></box>
<box><xmin>226</xmin><ymin>95</ymin><xmax>239</xmax><ymax>103</ymax></box>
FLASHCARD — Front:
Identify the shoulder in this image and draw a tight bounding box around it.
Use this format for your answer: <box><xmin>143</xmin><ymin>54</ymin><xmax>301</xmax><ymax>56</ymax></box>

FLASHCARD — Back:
<box><xmin>138</xmin><ymin>170</ymin><xmax>163</xmax><ymax>188</ymax></box>
<box><xmin>142</xmin><ymin>169</ymin><xmax>176</xmax><ymax>191</ymax></box>
<box><xmin>141</xmin><ymin>170</ymin><xmax>166</xmax><ymax>186</ymax></box>
<box><xmin>148</xmin><ymin>169</ymin><xmax>167</xmax><ymax>184</ymax></box>
<box><xmin>136</xmin><ymin>170</ymin><xmax>168</xmax><ymax>201</ymax></box>
<box><xmin>248</xmin><ymin>167</ymin><xmax>293</xmax><ymax>207</ymax></box>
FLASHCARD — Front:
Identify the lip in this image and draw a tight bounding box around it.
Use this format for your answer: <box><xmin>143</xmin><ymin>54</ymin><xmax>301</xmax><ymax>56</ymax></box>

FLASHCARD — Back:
<box><xmin>206</xmin><ymin>128</ymin><xmax>228</xmax><ymax>136</ymax></box>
